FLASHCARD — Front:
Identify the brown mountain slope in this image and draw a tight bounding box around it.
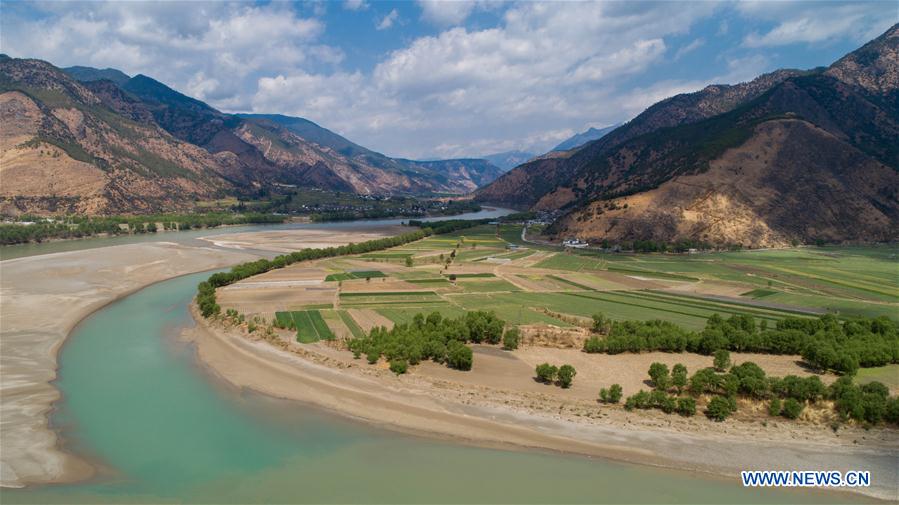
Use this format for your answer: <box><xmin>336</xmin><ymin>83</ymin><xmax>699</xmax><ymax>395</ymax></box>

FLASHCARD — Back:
<box><xmin>479</xmin><ymin>23</ymin><xmax>899</xmax><ymax>246</ymax></box>
<box><xmin>0</xmin><ymin>58</ymin><xmax>229</xmax><ymax>215</ymax></box>
<box><xmin>553</xmin><ymin>119</ymin><xmax>899</xmax><ymax>246</ymax></box>
<box><xmin>475</xmin><ymin>68</ymin><xmax>808</xmax><ymax>209</ymax></box>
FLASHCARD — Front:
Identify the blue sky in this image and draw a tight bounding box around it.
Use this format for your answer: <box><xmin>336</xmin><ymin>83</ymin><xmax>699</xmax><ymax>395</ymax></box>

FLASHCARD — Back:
<box><xmin>1</xmin><ymin>1</ymin><xmax>895</xmax><ymax>158</ymax></box>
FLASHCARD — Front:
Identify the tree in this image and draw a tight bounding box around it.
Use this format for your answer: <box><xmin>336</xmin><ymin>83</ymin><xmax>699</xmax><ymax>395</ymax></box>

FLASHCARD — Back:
<box><xmin>624</xmin><ymin>390</ymin><xmax>652</xmax><ymax>410</ymax></box>
<box><xmin>672</xmin><ymin>364</ymin><xmax>688</xmax><ymax>393</ymax></box>
<box><xmin>658</xmin><ymin>395</ymin><xmax>677</xmax><ymax>414</ymax></box>
<box><xmin>446</xmin><ymin>340</ymin><xmax>473</xmax><ymax>370</ymax></box>
<box><xmin>781</xmin><ymin>398</ymin><xmax>803</xmax><ymax>419</ymax></box>
<box><xmin>536</xmin><ymin>363</ymin><xmax>558</xmax><ymax>384</ymax></box>
<box><xmin>885</xmin><ymin>397</ymin><xmax>899</xmax><ymax>425</ymax></box>
<box><xmin>600</xmin><ymin>384</ymin><xmax>623</xmax><ymax>403</ymax></box>
<box><xmin>688</xmin><ymin>368</ymin><xmax>719</xmax><ymax>396</ymax></box>
<box><xmin>608</xmin><ymin>384</ymin><xmax>623</xmax><ymax>403</ymax></box>
<box><xmin>405</xmin><ymin>257</ymin><xmax>414</xmax><ymax>267</ymax></box>
<box><xmin>592</xmin><ymin>313</ymin><xmax>609</xmax><ymax>333</ymax></box>
<box><xmin>705</xmin><ymin>396</ymin><xmax>735</xmax><ymax>421</ymax></box>
<box><xmin>558</xmin><ymin>365</ymin><xmax>577</xmax><ymax>388</ymax></box>
<box><xmin>389</xmin><ymin>359</ymin><xmax>408</xmax><ymax>375</ymax></box>
<box><xmin>502</xmin><ymin>327</ymin><xmax>520</xmax><ymax>350</ymax></box>
<box><xmin>677</xmin><ymin>397</ymin><xmax>696</xmax><ymax>416</ymax></box>
<box><xmin>648</xmin><ymin>362</ymin><xmax>670</xmax><ymax>390</ymax></box>
<box><xmin>713</xmin><ymin>349</ymin><xmax>731</xmax><ymax>372</ymax></box>
<box><xmin>768</xmin><ymin>397</ymin><xmax>782</xmax><ymax>416</ymax></box>
<box><xmin>449</xmin><ymin>273</ymin><xmax>457</xmax><ymax>282</ymax></box>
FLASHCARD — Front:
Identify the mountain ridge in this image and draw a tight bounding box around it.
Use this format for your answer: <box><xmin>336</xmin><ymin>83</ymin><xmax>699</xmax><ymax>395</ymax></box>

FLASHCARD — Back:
<box><xmin>0</xmin><ymin>58</ymin><xmax>507</xmax><ymax>215</ymax></box>
<box><xmin>476</xmin><ymin>23</ymin><xmax>899</xmax><ymax>246</ymax></box>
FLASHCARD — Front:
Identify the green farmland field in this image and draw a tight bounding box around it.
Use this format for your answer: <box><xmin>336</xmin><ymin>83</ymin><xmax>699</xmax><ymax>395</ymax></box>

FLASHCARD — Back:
<box><xmin>256</xmin><ymin>225</ymin><xmax>895</xmax><ymax>344</ymax></box>
<box><xmin>275</xmin><ymin>310</ymin><xmax>336</xmax><ymax>342</ymax></box>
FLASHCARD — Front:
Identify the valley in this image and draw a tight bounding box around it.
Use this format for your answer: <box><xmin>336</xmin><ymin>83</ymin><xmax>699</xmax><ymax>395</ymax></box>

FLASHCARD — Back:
<box><xmin>1</xmin><ymin>8</ymin><xmax>897</xmax><ymax>505</ymax></box>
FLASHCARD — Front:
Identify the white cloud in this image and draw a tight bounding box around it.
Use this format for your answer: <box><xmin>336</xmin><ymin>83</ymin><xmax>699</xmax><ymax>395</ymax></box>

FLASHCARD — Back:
<box><xmin>343</xmin><ymin>0</ymin><xmax>369</xmax><ymax>11</ymax></box>
<box><xmin>418</xmin><ymin>0</ymin><xmax>477</xmax><ymax>27</ymax></box>
<box><xmin>5</xmin><ymin>0</ymin><xmax>890</xmax><ymax>160</ymax></box>
<box><xmin>674</xmin><ymin>38</ymin><xmax>705</xmax><ymax>60</ymax></box>
<box><xmin>739</xmin><ymin>1</ymin><xmax>895</xmax><ymax>47</ymax></box>
<box><xmin>1</xmin><ymin>2</ymin><xmax>331</xmax><ymax>109</ymax></box>
<box><xmin>252</xmin><ymin>1</ymin><xmax>720</xmax><ymax>157</ymax></box>
<box><xmin>377</xmin><ymin>9</ymin><xmax>400</xmax><ymax>31</ymax></box>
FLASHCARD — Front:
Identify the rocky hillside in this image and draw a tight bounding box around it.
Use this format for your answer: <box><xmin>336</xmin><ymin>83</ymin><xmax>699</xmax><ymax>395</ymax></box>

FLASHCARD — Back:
<box><xmin>0</xmin><ymin>56</ymin><xmax>230</xmax><ymax>215</ymax></box>
<box><xmin>0</xmin><ymin>56</ymin><xmax>503</xmax><ymax>215</ymax></box>
<box><xmin>477</xmin><ymin>24</ymin><xmax>899</xmax><ymax>246</ymax></box>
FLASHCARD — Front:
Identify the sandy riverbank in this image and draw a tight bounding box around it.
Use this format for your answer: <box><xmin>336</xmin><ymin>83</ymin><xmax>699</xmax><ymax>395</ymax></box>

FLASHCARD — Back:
<box><xmin>0</xmin><ymin>225</ymin><xmax>403</xmax><ymax>488</ymax></box>
<box><xmin>188</xmin><ymin>312</ymin><xmax>899</xmax><ymax>502</ymax></box>
<box><xmin>0</xmin><ymin>242</ymin><xmax>257</xmax><ymax>487</ymax></box>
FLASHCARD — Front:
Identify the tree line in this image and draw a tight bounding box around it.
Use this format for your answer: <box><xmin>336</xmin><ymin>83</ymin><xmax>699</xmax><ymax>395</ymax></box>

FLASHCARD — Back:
<box><xmin>604</xmin><ymin>351</ymin><xmax>899</xmax><ymax>425</ymax></box>
<box><xmin>0</xmin><ymin>212</ymin><xmax>285</xmax><ymax>245</ymax></box>
<box><xmin>196</xmin><ymin>228</ymin><xmax>431</xmax><ymax>318</ymax></box>
<box><xmin>583</xmin><ymin>313</ymin><xmax>898</xmax><ymax>374</ymax></box>
<box><xmin>347</xmin><ymin>310</ymin><xmax>508</xmax><ymax>373</ymax></box>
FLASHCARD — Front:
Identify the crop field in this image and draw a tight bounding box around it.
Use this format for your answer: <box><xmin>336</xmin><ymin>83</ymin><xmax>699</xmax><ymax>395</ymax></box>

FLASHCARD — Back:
<box><xmin>337</xmin><ymin>309</ymin><xmax>366</xmax><ymax>338</ymax></box>
<box><xmin>325</xmin><ymin>270</ymin><xmax>387</xmax><ymax>282</ymax></box>
<box><xmin>233</xmin><ymin>225</ymin><xmax>897</xmax><ymax>343</ymax></box>
<box><xmin>457</xmin><ymin>279</ymin><xmax>521</xmax><ymax>293</ymax></box>
<box><xmin>275</xmin><ymin>310</ymin><xmax>336</xmax><ymax>342</ymax></box>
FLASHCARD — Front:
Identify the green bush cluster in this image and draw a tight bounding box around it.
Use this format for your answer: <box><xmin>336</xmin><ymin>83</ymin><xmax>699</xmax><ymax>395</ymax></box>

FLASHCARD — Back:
<box><xmin>599</xmin><ymin>384</ymin><xmax>623</xmax><ymax>403</ymax></box>
<box><xmin>347</xmin><ymin>311</ymin><xmax>505</xmax><ymax>374</ymax></box>
<box><xmin>624</xmin><ymin>390</ymin><xmax>695</xmax><ymax>417</ymax></box>
<box><xmin>705</xmin><ymin>396</ymin><xmax>737</xmax><ymax>421</ymax></box>
<box><xmin>502</xmin><ymin>327</ymin><xmax>520</xmax><ymax>350</ymax></box>
<box><xmin>535</xmin><ymin>363</ymin><xmax>577</xmax><ymax>388</ymax></box>
<box><xmin>830</xmin><ymin>377</ymin><xmax>899</xmax><ymax>425</ymax></box>
<box><xmin>583</xmin><ymin>313</ymin><xmax>899</xmax><ymax>374</ymax></box>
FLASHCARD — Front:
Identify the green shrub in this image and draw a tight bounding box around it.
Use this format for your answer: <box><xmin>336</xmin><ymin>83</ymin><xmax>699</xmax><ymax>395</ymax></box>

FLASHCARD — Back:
<box><xmin>600</xmin><ymin>384</ymin><xmax>623</xmax><ymax>404</ymax></box>
<box><xmin>648</xmin><ymin>362</ymin><xmax>670</xmax><ymax>390</ymax></box>
<box><xmin>502</xmin><ymin>327</ymin><xmax>520</xmax><ymax>350</ymax></box>
<box><xmin>706</xmin><ymin>396</ymin><xmax>736</xmax><ymax>422</ymax></box>
<box><xmin>536</xmin><ymin>363</ymin><xmax>558</xmax><ymax>384</ymax></box>
<box><xmin>558</xmin><ymin>364</ymin><xmax>577</xmax><ymax>388</ymax></box>
<box><xmin>713</xmin><ymin>349</ymin><xmax>731</xmax><ymax>371</ymax></box>
<box><xmin>768</xmin><ymin>397</ymin><xmax>782</xmax><ymax>416</ymax></box>
<box><xmin>390</xmin><ymin>359</ymin><xmax>408</xmax><ymax>375</ymax></box>
<box><xmin>781</xmin><ymin>398</ymin><xmax>803</xmax><ymax>419</ymax></box>
<box><xmin>624</xmin><ymin>390</ymin><xmax>652</xmax><ymax>411</ymax></box>
<box><xmin>672</xmin><ymin>364</ymin><xmax>688</xmax><ymax>393</ymax></box>
<box><xmin>677</xmin><ymin>397</ymin><xmax>696</xmax><ymax>416</ymax></box>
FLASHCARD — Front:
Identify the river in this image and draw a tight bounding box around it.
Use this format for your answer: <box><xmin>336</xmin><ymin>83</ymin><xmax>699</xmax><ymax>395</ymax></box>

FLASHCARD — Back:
<box><xmin>0</xmin><ymin>210</ymin><xmax>867</xmax><ymax>503</ymax></box>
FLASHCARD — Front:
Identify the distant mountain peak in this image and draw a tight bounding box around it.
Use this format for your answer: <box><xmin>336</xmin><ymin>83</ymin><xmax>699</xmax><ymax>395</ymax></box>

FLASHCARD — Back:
<box><xmin>63</xmin><ymin>65</ymin><xmax>131</xmax><ymax>86</ymax></box>
<box><xmin>552</xmin><ymin>124</ymin><xmax>620</xmax><ymax>152</ymax></box>
<box><xmin>481</xmin><ymin>150</ymin><xmax>536</xmax><ymax>171</ymax></box>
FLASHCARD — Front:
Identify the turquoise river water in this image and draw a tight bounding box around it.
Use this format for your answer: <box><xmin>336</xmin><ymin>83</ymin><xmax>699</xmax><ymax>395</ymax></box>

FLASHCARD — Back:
<box><xmin>0</xmin><ymin>212</ymin><xmax>867</xmax><ymax>504</ymax></box>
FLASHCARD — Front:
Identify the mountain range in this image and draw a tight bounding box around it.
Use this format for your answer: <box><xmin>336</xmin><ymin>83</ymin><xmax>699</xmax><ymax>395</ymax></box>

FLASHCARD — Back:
<box><xmin>0</xmin><ymin>57</ymin><xmax>503</xmax><ymax>215</ymax></box>
<box><xmin>477</xmin><ymin>24</ymin><xmax>899</xmax><ymax>247</ymax></box>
